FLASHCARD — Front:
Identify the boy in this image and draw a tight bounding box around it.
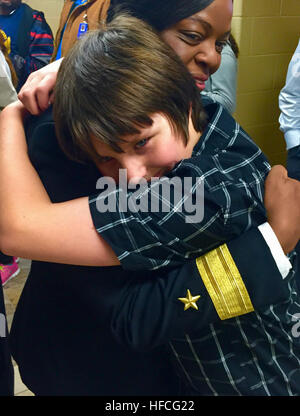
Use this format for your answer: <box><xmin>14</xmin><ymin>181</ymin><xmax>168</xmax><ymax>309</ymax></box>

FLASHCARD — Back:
<box><xmin>53</xmin><ymin>16</ymin><xmax>300</xmax><ymax>395</ymax></box>
<box><xmin>55</xmin><ymin>15</ymin><xmax>268</xmax><ymax>271</ymax></box>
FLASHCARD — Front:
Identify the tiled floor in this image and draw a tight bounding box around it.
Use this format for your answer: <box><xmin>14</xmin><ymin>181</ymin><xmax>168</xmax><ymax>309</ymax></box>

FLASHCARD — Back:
<box><xmin>3</xmin><ymin>258</ymin><xmax>34</xmax><ymax>396</ymax></box>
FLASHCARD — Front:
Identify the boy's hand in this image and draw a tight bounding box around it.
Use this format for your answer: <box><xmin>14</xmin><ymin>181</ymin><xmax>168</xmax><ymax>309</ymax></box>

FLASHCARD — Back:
<box><xmin>265</xmin><ymin>165</ymin><xmax>300</xmax><ymax>254</ymax></box>
<box><xmin>18</xmin><ymin>58</ymin><xmax>63</xmax><ymax>115</ymax></box>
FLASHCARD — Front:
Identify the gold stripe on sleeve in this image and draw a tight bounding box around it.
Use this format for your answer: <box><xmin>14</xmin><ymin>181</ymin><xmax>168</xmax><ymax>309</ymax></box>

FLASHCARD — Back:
<box><xmin>196</xmin><ymin>244</ymin><xmax>254</xmax><ymax>320</ymax></box>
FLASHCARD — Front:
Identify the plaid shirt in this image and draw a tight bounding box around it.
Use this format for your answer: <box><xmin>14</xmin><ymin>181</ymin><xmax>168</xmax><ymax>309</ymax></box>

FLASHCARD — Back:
<box><xmin>90</xmin><ymin>102</ymin><xmax>300</xmax><ymax>395</ymax></box>
<box><xmin>90</xmin><ymin>102</ymin><xmax>270</xmax><ymax>271</ymax></box>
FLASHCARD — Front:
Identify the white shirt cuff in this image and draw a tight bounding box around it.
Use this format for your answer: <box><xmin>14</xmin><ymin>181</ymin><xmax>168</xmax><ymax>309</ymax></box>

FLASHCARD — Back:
<box><xmin>284</xmin><ymin>129</ymin><xmax>300</xmax><ymax>150</ymax></box>
<box><xmin>258</xmin><ymin>222</ymin><xmax>292</xmax><ymax>279</ymax></box>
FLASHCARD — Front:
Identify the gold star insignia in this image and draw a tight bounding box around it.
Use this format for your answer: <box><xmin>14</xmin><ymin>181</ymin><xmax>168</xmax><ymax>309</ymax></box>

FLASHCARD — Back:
<box><xmin>178</xmin><ymin>289</ymin><xmax>201</xmax><ymax>311</ymax></box>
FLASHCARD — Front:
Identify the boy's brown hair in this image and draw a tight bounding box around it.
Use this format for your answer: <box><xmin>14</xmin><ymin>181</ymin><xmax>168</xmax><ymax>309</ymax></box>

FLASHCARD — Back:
<box><xmin>54</xmin><ymin>14</ymin><xmax>207</xmax><ymax>164</ymax></box>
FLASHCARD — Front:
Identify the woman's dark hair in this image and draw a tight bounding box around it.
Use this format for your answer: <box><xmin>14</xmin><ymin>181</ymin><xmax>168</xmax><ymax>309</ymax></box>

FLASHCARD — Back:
<box><xmin>107</xmin><ymin>0</ymin><xmax>215</xmax><ymax>31</ymax></box>
<box><xmin>54</xmin><ymin>14</ymin><xmax>207</xmax><ymax>165</ymax></box>
<box><xmin>228</xmin><ymin>33</ymin><xmax>239</xmax><ymax>58</ymax></box>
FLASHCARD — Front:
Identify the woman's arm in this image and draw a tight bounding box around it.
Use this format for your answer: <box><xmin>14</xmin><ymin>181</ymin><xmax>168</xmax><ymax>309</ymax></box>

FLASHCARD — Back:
<box><xmin>0</xmin><ymin>101</ymin><xmax>119</xmax><ymax>266</ymax></box>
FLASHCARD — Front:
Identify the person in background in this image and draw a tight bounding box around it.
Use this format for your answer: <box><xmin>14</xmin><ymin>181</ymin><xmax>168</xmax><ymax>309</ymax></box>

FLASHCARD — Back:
<box><xmin>0</xmin><ymin>0</ymin><xmax>54</xmax><ymax>90</ymax></box>
<box><xmin>279</xmin><ymin>39</ymin><xmax>300</xmax><ymax>288</ymax></box>
<box><xmin>279</xmin><ymin>39</ymin><xmax>300</xmax><ymax>181</ymax></box>
<box><xmin>53</xmin><ymin>0</ymin><xmax>110</xmax><ymax>61</ymax></box>
<box><xmin>0</xmin><ymin>28</ymin><xmax>19</xmax><ymax>287</ymax></box>
<box><xmin>0</xmin><ymin>29</ymin><xmax>17</xmax><ymax>107</ymax></box>
<box><xmin>202</xmin><ymin>33</ymin><xmax>239</xmax><ymax>114</ymax></box>
<box><xmin>16</xmin><ymin>0</ymin><xmax>109</xmax><ymax>111</ymax></box>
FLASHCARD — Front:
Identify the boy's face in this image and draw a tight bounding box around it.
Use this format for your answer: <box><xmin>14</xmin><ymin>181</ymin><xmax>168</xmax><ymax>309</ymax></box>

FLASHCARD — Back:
<box><xmin>92</xmin><ymin>113</ymin><xmax>200</xmax><ymax>183</ymax></box>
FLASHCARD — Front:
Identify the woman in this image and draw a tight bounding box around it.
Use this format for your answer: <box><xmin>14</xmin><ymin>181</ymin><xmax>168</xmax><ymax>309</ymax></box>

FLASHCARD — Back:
<box><xmin>19</xmin><ymin>0</ymin><xmax>231</xmax><ymax>114</ymax></box>
<box><xmin>0</xmin><ymin>0</ymin><xmax>298</xmax><ymax>396</ymax></box>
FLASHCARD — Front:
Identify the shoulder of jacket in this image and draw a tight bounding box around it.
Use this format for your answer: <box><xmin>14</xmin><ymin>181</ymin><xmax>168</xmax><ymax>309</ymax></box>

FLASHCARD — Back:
<box><xmin>22</xmin><ymin>3</ymin><xmax>45</xmax><ymax>20</ymax></box>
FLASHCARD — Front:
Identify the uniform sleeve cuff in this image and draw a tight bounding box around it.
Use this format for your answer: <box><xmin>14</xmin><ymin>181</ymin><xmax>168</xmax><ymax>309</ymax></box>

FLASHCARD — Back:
<box><xmin>283</xmin><ymin>130</ymin><xmax>300</xmax><ymax>150</ymax></box>
<box><xmin>258</xmin><ymin>222</ymin><xmax>292</xmax><ymax>279</ymax></box>
<box><xmin>195</xmin><ymin>244</ymin><xmax>254</xmax><ymax>320</ymax></box>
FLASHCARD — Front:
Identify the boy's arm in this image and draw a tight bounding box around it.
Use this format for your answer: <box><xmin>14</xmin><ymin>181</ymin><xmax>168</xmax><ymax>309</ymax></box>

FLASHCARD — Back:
<box><xmin>112</xmin><ymin>227</ymin><xmax>290</xmax><ymax>350</ymax></box>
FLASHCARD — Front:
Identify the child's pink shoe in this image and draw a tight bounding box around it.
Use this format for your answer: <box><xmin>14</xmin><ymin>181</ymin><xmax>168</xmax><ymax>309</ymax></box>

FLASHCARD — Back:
<box><xmin>0</xmin><ymin>261</ymin><xmax>20</xmax><ymax>286</ymax></box>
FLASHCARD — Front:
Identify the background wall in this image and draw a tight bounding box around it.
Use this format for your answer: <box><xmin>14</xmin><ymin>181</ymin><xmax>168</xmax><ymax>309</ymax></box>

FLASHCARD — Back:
<box><xmin>232</xmin><ymin>0</ymin><xmax>300</xmax><ymax>166</ymax></box>
<box><xmin>24</xmin><ymin>0</ymin><xmax>300</xmax><ymax>166</ymax></box>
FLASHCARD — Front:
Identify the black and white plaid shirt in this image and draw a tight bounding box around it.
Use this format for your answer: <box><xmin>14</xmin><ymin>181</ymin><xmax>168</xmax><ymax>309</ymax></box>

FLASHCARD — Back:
<box><xmin>89</xmin><ymin>102</ymin><xmax>300</xmax><ymax>395</ymax></box>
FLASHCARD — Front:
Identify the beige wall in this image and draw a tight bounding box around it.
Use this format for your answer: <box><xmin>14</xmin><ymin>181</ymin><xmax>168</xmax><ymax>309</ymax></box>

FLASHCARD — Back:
<box><xmin>23</xmin><ymin>0</ymin><xmax>64</xmax><ymax>37</ymax></box>
<box><xmin>232</xmin><ymin>0</ymin><xmax>300</xmax><ymax>166</ymax></box>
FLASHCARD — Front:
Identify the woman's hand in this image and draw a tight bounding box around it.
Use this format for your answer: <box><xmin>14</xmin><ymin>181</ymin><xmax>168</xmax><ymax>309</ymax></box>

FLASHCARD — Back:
<box><xmin>18</xmin><ymin>58</ymin><xmax>63</xmax><ymax>115</ymax></box>
<box><xmin>264</xmin><ymin>165</ymin><xmax>300</xmax><ymax>254</ymax></box>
